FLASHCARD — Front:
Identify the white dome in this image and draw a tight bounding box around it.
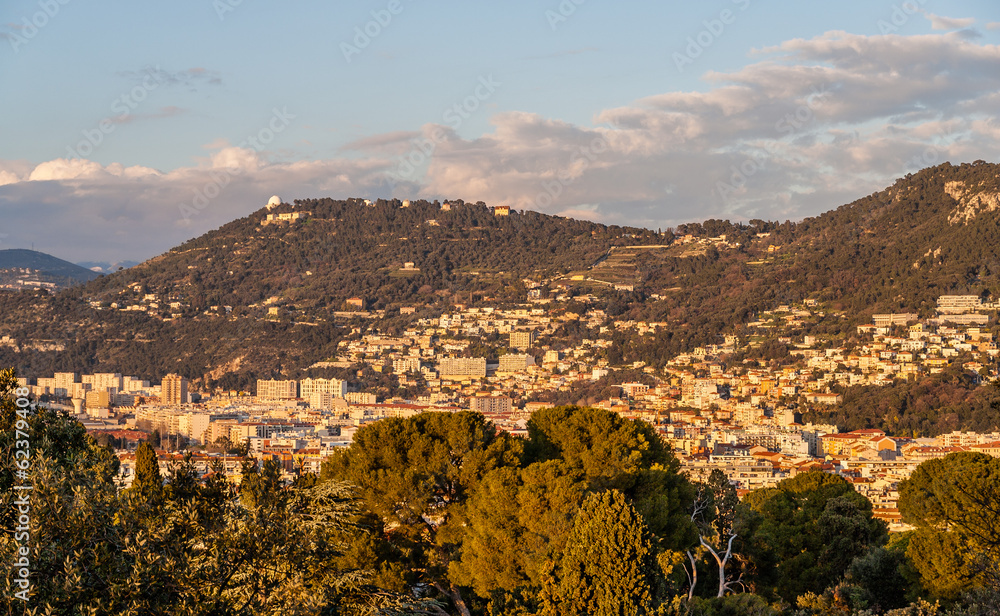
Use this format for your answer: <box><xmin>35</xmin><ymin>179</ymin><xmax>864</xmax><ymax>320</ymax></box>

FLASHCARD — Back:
<box><xmin>267</xmin><ymin>195</ymin><xmax>282</xmax><ymax>207</ymax></box>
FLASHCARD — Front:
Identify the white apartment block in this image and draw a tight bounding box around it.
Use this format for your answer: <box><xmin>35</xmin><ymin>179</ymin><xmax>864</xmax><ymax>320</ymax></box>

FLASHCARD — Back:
<box><xmin>438</xmin><ymin>357</ymin><xmax>487</xmax><ymax>379</ymax></box>
<box><xmin>256</xmin><ymin>379</ymin><xmax>298</xmax><ymax>400</ymax></box>
<box><xmin>299</xmin><ymin>377</ymin><xmax>347</xmax><ymax>398</ymax></box>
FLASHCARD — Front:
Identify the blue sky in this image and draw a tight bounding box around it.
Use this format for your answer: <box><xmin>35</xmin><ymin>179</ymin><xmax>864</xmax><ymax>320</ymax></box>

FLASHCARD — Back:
<box><xmin>1</xmin><ymin>0</ymin><xmax>999</xmax><ymax>262</ymax></box>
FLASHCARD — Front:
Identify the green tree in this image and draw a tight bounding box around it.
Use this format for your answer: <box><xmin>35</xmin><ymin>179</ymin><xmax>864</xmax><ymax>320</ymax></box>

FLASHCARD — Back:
<box><xmin>524</xmin><ymin>406</ymin><xmax>696</xmax><ymax>549</ymax></box>
<box><xmin>898</xmin><ymin>451</ymin><xmax>1000</xmax><ymax>599</ymax></box>
<box><xmin>449</xmin><ymin>460</ymin><xmax>586</xmax><ymax>601</ymax></box>
<box><xmin>742</xmin><ymin>471</ymin><xmax>887</xmax><ymax>602</ymax></box>
<box><xmin>321</xmin><ymin>411</ymin><xmax>522</xmax><ymax>615</ymax></box>
<box><xmin>543</xmin><ymin>490</ymin><xmax>662</xmax><ymax>616</ymax></box>
<box><xmin>130</xmin><ymin>440</ymin><xmax>164</xmax><ymax>507</ymax></box>
<box><xmin>840</xmin><ymin>544</ymin><xmax>912</xmax><ymax>612</ymax></box>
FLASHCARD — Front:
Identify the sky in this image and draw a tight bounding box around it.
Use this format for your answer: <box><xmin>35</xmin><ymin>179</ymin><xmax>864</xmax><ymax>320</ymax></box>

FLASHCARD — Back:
<box><xmin>1</xmin><ymin>0</ymin><xmax>999</xmax><ymax>264</ymax></box>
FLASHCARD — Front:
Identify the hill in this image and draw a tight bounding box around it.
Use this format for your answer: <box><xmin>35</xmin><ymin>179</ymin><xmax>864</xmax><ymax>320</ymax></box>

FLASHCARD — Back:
<box><xmin>0</xmin><ymin>249</ymin><xmax>101</xmax><ymax>290</ymax></box>
<box><xmin>0</xmin><ymin>199</ymin><xmax>664</xmax><ymax>386</ymax></box>
<box><xmin>0</xmin><ymin>162</ymin><xmax>999</xmax><ymax>389</ymax></box>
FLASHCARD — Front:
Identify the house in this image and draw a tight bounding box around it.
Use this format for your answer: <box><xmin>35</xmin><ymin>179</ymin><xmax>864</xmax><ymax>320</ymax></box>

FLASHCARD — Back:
<box><xmin>346</xmin><ymin>297</ymin><xmax>365</xmax><ymax>309</ymax></box>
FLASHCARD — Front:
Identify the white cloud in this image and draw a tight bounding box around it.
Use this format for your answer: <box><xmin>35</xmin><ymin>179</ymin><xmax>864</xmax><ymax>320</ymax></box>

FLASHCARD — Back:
<box><xmin>1</xmin><ymin>31</ymin><xmax>999</xmax><ymax>262</ymax></box>
<box><xmin>922</xmin><ymin>12</ymin><xmax>976</xmax><ymax>31</ymax></box>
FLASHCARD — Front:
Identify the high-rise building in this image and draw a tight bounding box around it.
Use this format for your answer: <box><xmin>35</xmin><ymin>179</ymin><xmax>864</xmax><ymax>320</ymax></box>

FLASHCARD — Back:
<box><xmin>85</xmin><ymin>390</ymin><xmax>111</xmax><ymax>409</ymax></box>
<box><xmin>54</xmin><ymin>372</ymin><xmax>79</xmax><ymax>392</ymax></box>
<box><xmin>161</xmin><ymin>373</ymin><xmax>188</xmax><ymax>405</ymax></box>
<box><xmin>86</xmin><ymin>372</ymin><xmax>123</xmax><ymax>392</ymax></box>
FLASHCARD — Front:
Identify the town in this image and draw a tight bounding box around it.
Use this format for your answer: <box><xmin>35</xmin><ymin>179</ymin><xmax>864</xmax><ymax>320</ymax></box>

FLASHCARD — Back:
<box><xmin>16</xmin><ymin>291</ymin><xmax>1000</xmax><ymax>533</ymax></box>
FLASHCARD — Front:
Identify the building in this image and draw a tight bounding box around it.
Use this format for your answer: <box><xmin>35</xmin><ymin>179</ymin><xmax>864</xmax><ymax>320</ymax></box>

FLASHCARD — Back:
<box><xmin>940</xmin><ymin>313</ymin><xmax>990</xmax><ymax>325</ymax></box>
<box><xmin>469</xmin><ymin>395</ymin><xmax>513</xmax><ymax>414</ymax></box>
<box><xmin>498</xmin><ymin>353</ymin><xmax>535</xmax><ymax>373</ymax></box>
<box><xmin>493</xmin><ymin>205</ymin><xmax>511</xmax><ymax>216</ymax></box>
<box><xmin>161</xmin><ymin>373</ymin><xmax>188</xmax><ymax>405</ymax></box>
<box><xmin>299</xmin><ymin>377</ymin><xmax>346</xmax><ymax>398</ymax></box>
<box><xmin>510</xmin><ymin>330</ymin><xmax>537</xmax><ymax>350</ymax></box>
<box><xmin>346</xmin><ymin>297</ymin><xmax>365</xmax><ymax>309</ymax></box>
<box><xmin>85</xmin><ymin>390</ymin><xmax>111</xmax><ymax>409</ymax></box>
<box><xmin>621</xmin><ymin>382</ymin><xmax>650</xmax><ymax>397</ymax></box>
<box><xmin>177</xmin><ymin>413</ymin><xmax>211</xmax><ymax>444</ymax></box>
<box><xmin>872</xmin><ymin>314</ymin><xmax>918</xmax><ymax>327</ymax></box>
<box><xmin>937</xmin><ymin>295</ymin><xmax>983</xmax><ymax>314</ymax></box>
<box><xmin>85</xmin><ymin>372</ymin><xmax>123</xmax><ymax>392</ymax></box>
<box><xmin>804</xmin><ymin>392</ymin><xmax>843</xmax><ymax>405</ymax></box>
<box><xmin>438</xmin><ymin>357</ymin><xmax>487</xmax><ymax>379</ymax></box>
<box><xmin>54</xmin><ymin>372</ymin><xmax>79</xmax><ymax>394</ymax></box>
<box><xmin>262</xmin><ymin>210</ymin><xmax>311</xmax><ymax>225</ymax></box>
<box><xmin>256</xmin><ymin>379</ymin><xmax>298</xmax><ymax>400</ymax></box>
<box><xmin>346</xmin><ymin>392</ymin><xmax>377</xmax><ymax>405</ymax></box>
<box><xmin>393</xmin><ymin>358</ymin><xmax>423</xmax><ymax>374</ymax></box>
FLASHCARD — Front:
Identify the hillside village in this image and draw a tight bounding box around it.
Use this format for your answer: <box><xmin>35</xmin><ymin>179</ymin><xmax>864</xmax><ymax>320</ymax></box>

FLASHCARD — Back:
<box><xmin>18</xmin><ymin>290</ymin><xmax>1000</xmax><ymax>532</ymax></box>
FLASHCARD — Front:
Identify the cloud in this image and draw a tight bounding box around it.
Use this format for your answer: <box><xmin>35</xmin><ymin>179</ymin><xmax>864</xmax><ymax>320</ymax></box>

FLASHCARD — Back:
<box><xmin>117</xmin><ymin>66</ymin><xmax>224</xmax><ymax>90</ymax></box>
<box><xmin>987</xmin><ymin>22</ymin><xmax>1000</xmax><ymax>30</ymax></box>
<box><xmin>2</xmin><ymin>31</ymin><xmax>999</xmax><ymax>262</ymax></box>
<box><xmin>110</xmin><ymin>106</ymin><xmax>186</xmax><ymax>125</ymax></box>
<box><xmin>415</xmin><ymin>31</ymin><xmax>1000</xmax><ymax>228</ymax></box>
<box><xmin>341</xmin><ymin>130</ymin><xmax>423</xmax><ymax>153</ymax></box>
<box><xmin>922</xmin><ymin>12</ymin><xmax>975</xmax><ymax>31</ymax></box>
<box><xmin>0</xmin><ymin>144</ymin><xmax>404</xmax><ymax>262</ymax></box>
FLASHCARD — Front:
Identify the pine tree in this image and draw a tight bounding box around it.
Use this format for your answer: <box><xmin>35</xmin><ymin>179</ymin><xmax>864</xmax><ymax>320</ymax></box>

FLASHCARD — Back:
<box><xmin>547</xmin><ymin>489</ymin><xmax>660</xmax><ymax>616</ymax></box>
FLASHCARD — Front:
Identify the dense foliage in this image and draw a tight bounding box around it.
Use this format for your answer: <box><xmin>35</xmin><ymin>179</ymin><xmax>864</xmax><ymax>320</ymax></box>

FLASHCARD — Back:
<box><xmin>6</xmin><ymin>373</ymin><xmax>1000</xmax><ymax>614</ymax></box>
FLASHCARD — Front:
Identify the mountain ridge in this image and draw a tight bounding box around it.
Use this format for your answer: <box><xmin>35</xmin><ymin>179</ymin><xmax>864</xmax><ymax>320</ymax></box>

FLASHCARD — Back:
<box><xmin>0</xmin><ymin>248</ymin><xmax>101</xmax><ymax>289</ymax></box>
<box><xmin>0</xmin><ymin>161</ymin><xmax>997</xmax><ymax>388</ymax></box>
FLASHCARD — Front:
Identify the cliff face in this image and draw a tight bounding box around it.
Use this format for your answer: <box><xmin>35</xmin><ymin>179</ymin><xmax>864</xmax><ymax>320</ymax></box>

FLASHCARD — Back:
<box><xmin>945</xmin><ymin>179</ymin><xmax>1000</xmax><ymax>224</ymax></box>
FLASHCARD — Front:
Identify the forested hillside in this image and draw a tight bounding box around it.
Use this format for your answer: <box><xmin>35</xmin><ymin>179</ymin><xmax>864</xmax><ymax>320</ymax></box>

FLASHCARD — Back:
<box><xmin>0</xmin><ymin>162</ymin><xmax>998</xmax><ymax>387</ymax></box>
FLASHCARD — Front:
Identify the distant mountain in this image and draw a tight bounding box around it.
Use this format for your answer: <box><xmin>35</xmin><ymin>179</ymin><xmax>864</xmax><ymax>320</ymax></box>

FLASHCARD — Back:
<box><xmin>76</xmin><ymin>260</ymin><xmax>140</xmax><ymax>274</ymax></box>
<box><xmin>0</xmin><ymin>162</ymin><xmax>998</xmax><ymax>388</ymax></box>
<box><xmin>0</xmin><ymin>249</ymin><xmax>101</xmax><ymax>290</ymax></box>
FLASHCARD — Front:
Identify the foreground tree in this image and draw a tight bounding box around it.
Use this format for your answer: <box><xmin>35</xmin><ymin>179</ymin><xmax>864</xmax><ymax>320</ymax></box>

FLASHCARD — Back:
<box><xmin>322</xmin><ymin>411</ymin><xmax>523</xmax><ymax>615</ymax></box>
<box><xmin>541</xmin><ymin>490</ymin><xmax>663</xmax><ymax>616</ymax></box>
<box><xmin>898</xmin><ymin>451</ymin><xmax>1000</xmax><ymax>599</ymax></box>
<box><xmin>524</xmin><ymin>406</ymin><xmax>696</xmax><ymax>548</ymax></box>
<box><xmin>742</xmin><ymin>471</ymin><xmax>887</xmax><ymax>602</ymax></box>
<box><xmin>687</xmin><ymin>469</ymin><xmax>744</xmax><ymax>598</ymax></box>
<box><xmin>0</xmin><ymin>369</ymin><xmax>434</xmax><ymax>615</ymax></box>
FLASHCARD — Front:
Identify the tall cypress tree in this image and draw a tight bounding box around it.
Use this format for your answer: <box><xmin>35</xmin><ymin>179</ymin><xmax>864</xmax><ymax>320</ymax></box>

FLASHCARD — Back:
<box><xmin>131</xmin><ymin>440</ymin><xmax>163</xmax><ymax>505</ymax></box>
<box><xmin>546</xmin><ymin>489</ymin><xmax>661</xmax><ymax>616</ymax></box>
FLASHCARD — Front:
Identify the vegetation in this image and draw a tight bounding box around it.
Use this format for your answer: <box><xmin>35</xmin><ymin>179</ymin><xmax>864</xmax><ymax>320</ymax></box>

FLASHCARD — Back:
<box><xmin>6</xmin><ymin>371</ymin><xmax>1000</xmax><ymax>614</ymax></box>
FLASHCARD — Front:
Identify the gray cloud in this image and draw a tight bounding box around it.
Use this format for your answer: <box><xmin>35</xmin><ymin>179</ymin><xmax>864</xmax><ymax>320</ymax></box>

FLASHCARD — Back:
<box><xmin>117</xmin><ymin>66</ymin><xmax>223</xmax><ymax>90</ymax></box>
